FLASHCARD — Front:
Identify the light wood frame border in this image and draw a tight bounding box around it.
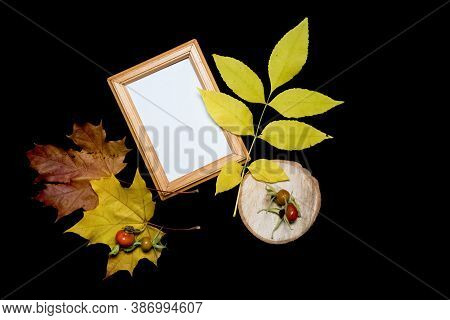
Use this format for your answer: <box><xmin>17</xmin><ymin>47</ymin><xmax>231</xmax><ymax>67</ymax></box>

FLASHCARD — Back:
<box><xmin>108</xmin><ymin>40</ymin><xmax>249</xmax><ymax>200</ymax></box>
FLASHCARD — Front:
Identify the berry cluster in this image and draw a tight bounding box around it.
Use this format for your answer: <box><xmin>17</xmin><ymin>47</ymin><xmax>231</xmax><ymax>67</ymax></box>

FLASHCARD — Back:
<box><xmin>258</xmin><ymin>185</ymin><xmax>301</xmax><ymax>239</ymax></box>
<box><xmin>109</xmin><ymin>226</ymin><xmax>166</xmax><ymax>256</ymax></box>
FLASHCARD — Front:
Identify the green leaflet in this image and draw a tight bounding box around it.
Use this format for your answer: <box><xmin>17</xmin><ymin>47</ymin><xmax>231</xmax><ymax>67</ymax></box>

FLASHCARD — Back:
<box><xmin>269</xmin><ymin>88</ymin><xmax>343</xmax><ymax>118</ymax></box>
<box><xmin>259</xmin><ymin>120</ymin><xmax>331</xmax><ymax>150</ymax></box>
<box><xmin>198</xmin><ymin>89</ymin><xmax>254</xmax><ymax>136</ymax></box>
<box><xmin>247</xmin><ymin>159</ymin><xmax>289</xmax><ymax>183</ymax></box>
<box><xmin>268</xmin><ymin>18</ymin><xmax>309</xmax><ymax>93</ymax></box>
<box><xmin>213</xmin><ymin>54</ymin><xmax>265</xmax><ymax>104</ymax></box>
<box><xmin>216</xmin><ymin>160</ymin><xmax>244</xmax><ymax>195</ymax></box>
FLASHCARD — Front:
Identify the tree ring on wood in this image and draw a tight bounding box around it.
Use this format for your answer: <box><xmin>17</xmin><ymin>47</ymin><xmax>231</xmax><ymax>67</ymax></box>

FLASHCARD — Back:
<box><xmin>238</xmin><ymin>160</ymin><xmax>321</xmax><ymax>244</ymax></box>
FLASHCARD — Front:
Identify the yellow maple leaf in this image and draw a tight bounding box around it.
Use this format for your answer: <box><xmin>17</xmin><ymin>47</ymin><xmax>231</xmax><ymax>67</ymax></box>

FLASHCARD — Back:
<box><xmin>66</xmin><ymin>170</ymin><xmax>164</xmax><ymax>278</ymax></box>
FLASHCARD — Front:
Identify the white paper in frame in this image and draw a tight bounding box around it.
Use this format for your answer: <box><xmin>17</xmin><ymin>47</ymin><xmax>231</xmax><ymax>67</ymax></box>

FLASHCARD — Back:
<box><xmin>108</xmin><ymin>40</ymin><xmax>249</xmax><ymax>200</ymax></box>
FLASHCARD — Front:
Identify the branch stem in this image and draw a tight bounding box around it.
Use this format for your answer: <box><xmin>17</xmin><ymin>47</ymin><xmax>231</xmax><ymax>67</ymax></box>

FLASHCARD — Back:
<box><xmin>232</xmin><ymin>94</ymin><xmax>272</xmax><ymax>217</ymax></box>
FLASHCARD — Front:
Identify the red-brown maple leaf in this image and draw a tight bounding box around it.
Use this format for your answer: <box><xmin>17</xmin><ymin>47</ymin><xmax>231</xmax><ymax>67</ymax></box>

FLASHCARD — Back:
<box><xmin>27</xmin><ymin>122</ymin><xmax>130</xmax><ymax>220</ymax></box>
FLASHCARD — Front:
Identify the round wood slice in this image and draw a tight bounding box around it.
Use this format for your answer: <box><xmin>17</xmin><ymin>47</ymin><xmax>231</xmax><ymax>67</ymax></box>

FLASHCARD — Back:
<box><xmin>238</xmin><ymin>160</ymin><xmax>321</xmax><ymax>244</ymax></box>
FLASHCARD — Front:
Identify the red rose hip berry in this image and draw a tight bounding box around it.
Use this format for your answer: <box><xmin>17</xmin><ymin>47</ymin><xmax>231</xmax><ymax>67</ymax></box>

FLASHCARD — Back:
<box><xmin>115</xmin><ymin>230</ymin><xmax>135</xmax><ymax>248</ymax></box>
<box><xmin>285</xmin><ymin>203</ymin><xmax>298</xmax><ymax>223</ymax></box>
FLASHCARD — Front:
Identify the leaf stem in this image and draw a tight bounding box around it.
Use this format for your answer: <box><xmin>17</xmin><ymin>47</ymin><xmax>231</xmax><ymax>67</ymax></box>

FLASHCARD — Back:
<box><xmin>117</xmin><ymin>178</ymin><xmax>199</xmax><ymax>195</ymax></box>
<box><xmin>147</xmin><ymin>222</ymin><xmax>201</xmax><ymax>232</ymax></box>
<box><xmin>232</xmin><ymin>94</ymin><xmax>272</xmax><ymax>217</ymax></box>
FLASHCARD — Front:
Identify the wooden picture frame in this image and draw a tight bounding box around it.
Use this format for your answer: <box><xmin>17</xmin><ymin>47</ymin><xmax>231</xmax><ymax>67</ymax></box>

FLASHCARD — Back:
<box><xmin>108</xmin><ymin>40</ymin><xmax>249</xmax><ymax>200</ymax></box>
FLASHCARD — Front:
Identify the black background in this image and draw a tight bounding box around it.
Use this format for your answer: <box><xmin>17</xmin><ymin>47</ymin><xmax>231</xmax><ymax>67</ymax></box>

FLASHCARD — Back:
<box><xmin>1</xmin><ymin>0</ymin><xmax>448</xmax><ymax>299</ymax></box>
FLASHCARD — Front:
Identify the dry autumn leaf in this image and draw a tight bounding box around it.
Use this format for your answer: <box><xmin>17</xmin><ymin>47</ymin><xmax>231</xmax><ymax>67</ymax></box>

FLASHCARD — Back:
<box><xmin>66</xmin><ymin>170</ymin><xmax>164</xmax><ymax>278</ymax></box>
<box><xmin>68</xmin><ymin>122</ymin><xmax>130</xmax><ymax>175</ymax></box>
<box><xmin>26</xmin><ymin>122</ymin><xmax>130</xmax><ymax>220</ymax></box>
